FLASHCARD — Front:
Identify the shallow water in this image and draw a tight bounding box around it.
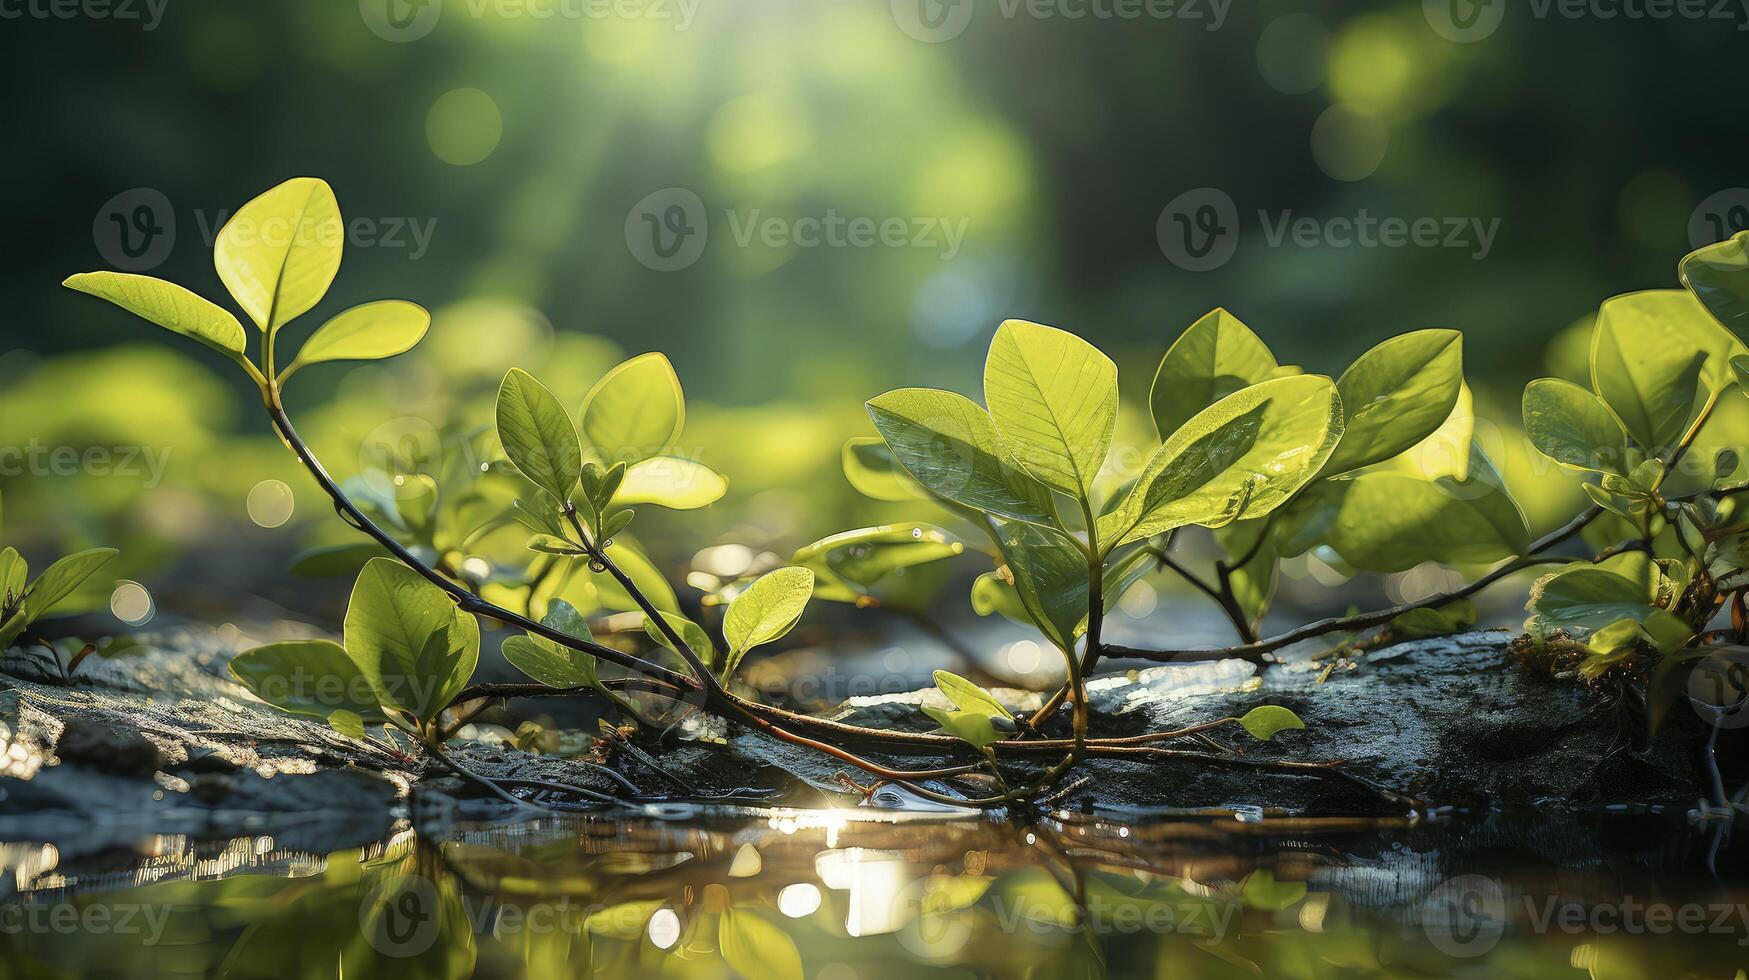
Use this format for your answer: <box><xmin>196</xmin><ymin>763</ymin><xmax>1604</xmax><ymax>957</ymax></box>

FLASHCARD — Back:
<box><xmin>2</xmin><ymin>807</ymin><xmax>1746</xmax><ymax>978</ymax></box>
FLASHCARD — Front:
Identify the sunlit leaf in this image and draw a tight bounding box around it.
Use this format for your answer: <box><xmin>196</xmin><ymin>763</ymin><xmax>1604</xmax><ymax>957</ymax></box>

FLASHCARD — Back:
<box><xmin>343</xmin><ymin>558</ymin><xmax>479</xmax><ymax>725</ymax></box>
<box><xmin>1526</xmin><ymin>551</ymin><xmax>1686</xmax><ymax>638</ymax></box>
<box><xmin>285</xmin><ymin>300</ymin><xmax>430</xmax><ymax>376</ymax></box>
<box><xmin>997</xmin><ymin>522</ymin><xmax>1089</xmax><ymax>652</ymax></box>
<box><xmin>723</xmin><ymin>566</ymin><xmax>813</xmax><ymax>663</ymax></box>
<box><xmin>496</xmin><ymin>368</ymin><xmax>583</xmax><ymax>504</ymax></box>
<box><xmin>1278</xmin><ymin>443</ymin><xmax>1529</xmax><ymax>573</ymax></box>
<box><xmin>1321</xmin><ymin>329</ymin><xmax>1463</xmax><ymax>476</ymax></box>
<box><xmin>841</xmin><ymin>437</ymin><xmax>930</xmax><ymax>501</ymax></box>
<box><xmin>1238</xmin><ymin>705</ymin><xmax>1304</xmax><ymax>741</ymax></box>
<box><xmin>580</xmin><ymin>353</ymin><xmax>684</xmax><ymax>462</ymax></box>
<box><xmin>612</xmin><ymin>456</ymin><xmax>726</xmax><ymax>509</ymax></box>
<box><xmin>867</xmin><ymin>388</ymin><xmax>1057</xmax><ymax>527</ymax></box>
<box><xmin>642</xmin><ymin>610</ymin><xmax>714</xmax><ymax>665</ymax></box>
<box><xmin>328</xmin><ymin>710</ymin><xmax>367</xmax><ymax>740</ymax></box>
<box><xmin>591</xmin><ymin>540</ymin><xmax>679</xmax><ymax>614</ymax></box>
<box><xmin>229</xmin><ymin>639</ymin><xmax>386</xmax><ymax>723</ymax></box>
<box><xmin>1681</xmin><ymin>230</ymin><xmax>1749</xmax><ymax>334</ymax></box>
<box><xmin>502</xmin><ymin>599</ymin><xmax>599</xmax><ymax>689</ymax></box>
<box><xmin>793</xmin><ymin>524</ymin><xmax>963</xmax><ymax>591</ymax></box>
<box><xmin>719</xmin><ymin>909</ymin><xmax>803</xmax><ymax>980</ymax></box>
<box><xmin>25</xmin><ymin>548</ymin><xmax>118</xmax><ymax>620</ymax></box>
<box><xmin>1590</xmin><ymin>289</ymin><xmax>1747</xmax><ymax>452</ymax></box>
<box><xmin>1522</xmin><ymin>377</ymin><xmax>1630</xmax><ymax>475</ymax></box>
<box><xmin>1389</xmin><ymin>598</ymin><xmax>1477</xmax><ymax>640</ymax></box>
<box><xmin>63</xmin><ymin>272</ymin><xmax>252</xmax><ymax>371</ymax></box>
<box><xmin>0</xmin><ymin>547</ymin><xmax>24</xmax><ymax>601</ymax></box>
<box><xmin>983</xmin><ymin>319</ymin><xmax>1117</xmax><ymax>497</ymax></box>
<box><xmin>1099</xmin><ymin>375</ymin><xmax>1342</xmax><ymax>549</ymax></box>
<box><xmin>214</xmin><ymin>176</ymin><xmax>342</xmax><ymax>332</ymax></box>
<box><xmin>1150</xmin><ymin>308</ymin><xmax>1278</xmax><ymax>440</ymax></box>
<box><xmin>971</xmin><ymin>570</ymin><xmax>1031</xmax><ymax>625</ymax></box>
<box><xmin>921</xmin><ymin>669</ymin><xmax>1015</xmax><ymax>749</ymax></box>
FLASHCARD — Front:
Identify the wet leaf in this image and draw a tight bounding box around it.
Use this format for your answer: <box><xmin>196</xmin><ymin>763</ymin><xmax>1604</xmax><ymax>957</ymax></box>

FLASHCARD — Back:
<box><xmin>1238</xmin><ymin>705</ymin><xmax>1304</xmax><ymax>741</ymax></box>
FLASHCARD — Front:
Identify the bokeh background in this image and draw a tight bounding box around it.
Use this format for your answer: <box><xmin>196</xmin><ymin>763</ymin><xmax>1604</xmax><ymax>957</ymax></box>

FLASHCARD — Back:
<box><xmin>2</xmin><ymin>0</ymin><xmax>1747</xmax><ymax>688</ymax></box>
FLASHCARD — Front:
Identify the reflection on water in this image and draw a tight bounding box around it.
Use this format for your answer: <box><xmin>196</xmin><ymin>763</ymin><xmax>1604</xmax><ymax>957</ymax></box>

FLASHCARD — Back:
<box><xmin>2</xmin><ymin>807</ymin><xmax>1746</xmax><ymax>978</ymax></box>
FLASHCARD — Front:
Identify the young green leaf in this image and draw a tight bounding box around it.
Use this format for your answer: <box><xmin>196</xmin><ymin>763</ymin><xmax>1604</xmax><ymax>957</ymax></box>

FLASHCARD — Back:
<box><xmin>1321</xmin><ymin>330</ymin><xmax>1464</xmax><ymax>476</ymax></box>
<box><xmin>1522</xmin><ymin>377</ymin><xmax>1630</xmax><ymax>475</ymax></box>
<box><xmin>1098</xmin><ymin>375</ymin><xmax>1343</xmax><ymax>549</ymax></box>
<box><xmin>343</xmin><ymin>558</ymin><xmax>480</xmax><ymax>726</ymax></box>
<box><xmin>1680</xmin><ymin>230</ymin><xmax>1749</xmax><ymax>334</ymax></box>
<box><xmin>612</xmin><ymin>456</ymin><xmax>727</xmax><ymax>510</ymax></box>
<box><xmin>921</xmin><ymin>669</ymin><xmax>1015</xmax><ymax>749</ymax></box>
<box><xmin>983</xmin><ymin>319</ymin><xmax>1118</xmax><ymax>497</ymax></box>
<box><xmin>283</xmin><ymin>300</ymin><xmax>430</xmax><ymax>378</ymax></box>
<box><xmin>934</xmin><ymin>669</ymin><xmax>1011</xmax><ymax>718</ymax></box>
<box><xmin>214</xmin><ymin>177</ymin><xmax>343</xmax><ymax>332</ymax></box>
<box><xmin>580</xmin><ymin>353</ymin><xmax>685</xmax><ymax>462</ymax></box>
<box><xmin>792</xmin><ymin>524</ymin><xmax>964</xmax><ymax>592</ymax></box>
<box><xmin>996</xmin><ymin>522</ymin><xmax>1089</xmax><ymax>653</ymax></box>
<box><xmin>25</xmin><ymin>548</ymin><xmax>118</xmax><ymax>620</ymax></box>
<box><xmin>1238</xmin><ymin>705</ymin><xmax>1305</xmax><ymax>741</ymax></box>
<box><xmin>1150</xmin><ymin>308</ymin><xmax>1279</xmax><ymax>440</ymax></box>
<box><xmin>970</xmin><ymin>570</ymin><xmax>1032</xmax><ymax>625</ymax></box>
<box><xmin>1525</xmin><ymin>551</ymin><xmax>1685</xmax><ymax>637</ymax></box>
<box><xmin>62</xmin><ymin>272</ymin><xmax>253</xmax><ymax>373</ymax></box>
<box><xmin>229</xmin><ymin>639</ymin><xmax>387</xmax><ymax>723</ymax></box>
<box><xmin>867</xmin><ymin>388</ymin><xmax>1058</xmax><ymax>527</ymax></box>
<box><xmin>1277</xmin><ymin>443</ymin><xmax>1528</xmax><ymax>573</ymax></box>
<box><xmin>496</xmin><ymin>368</ymin><xmax>583</xmax><ymax>504</ymax></box>
<box><xmin>1590</xmin><ymin>289</ymin><xmax>1747</xmax><ymax>452</ymax></box>
<box><xmin>0</xmin><ymin>547</ymin><xmax>26</xmax><ymax>603</ymax></box>
<box><xmin>642</xmin><ymin>610</ymin><xmax>715</xmax><ymax>665</ymax></box>
<box><xmin>328</xmin><ymin>710</ymin><xmax>368</xmax><ymax>741</ymax></box>
<box><xmin>841</xmin><ymin>437</ymin><xmax>930</xmax><ymax>501</ymax></box>
<box><xmin>722</xmin><ymin>567</ymin><xmax>814</xmax><ymax>672</ymax></box>
<box><xmin>502</xmin><ymin>599</ymin><xmax>601</xmax><ymax>689</ymax></box>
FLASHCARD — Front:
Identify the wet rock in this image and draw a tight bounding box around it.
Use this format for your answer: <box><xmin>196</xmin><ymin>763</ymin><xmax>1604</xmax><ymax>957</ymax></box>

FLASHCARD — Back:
<box><xmin>52</xmin><ymin>719</ymin><xmax>160</xmax><ymax>778</ymax></box>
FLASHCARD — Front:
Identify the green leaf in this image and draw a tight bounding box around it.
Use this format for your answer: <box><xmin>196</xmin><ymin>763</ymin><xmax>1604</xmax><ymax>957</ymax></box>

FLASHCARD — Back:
<box><xmin>1522</xmin><ymin>378</ymin><xmax>1630</xmax><ymax>475</ymax></box>
<box><xmin>1590</xmin><ymin>290</ymin><xmax>1747</xmax><ymax>452</ymax></box>
<box><xmin>719</xmin><ymin>909</ymin><xmax>803</xmax><ymax>980</ymax></box>
<box><xmin>343</xmin><ymin>558</ymin><xmax>479</xmax><ymax>725</ymax></box>
<box><xmin>867</xmin><ymin>388</ymin><xmax>1057</xmax><ymax>527</ymax></box>
<box><xmin>502</xmin><ymin>599</ymin><xmax>599</xmax><ymax>689</ymax></box>
<box><xmin>1734</xmin><ymin>354</ymin><xmax>1749</xmax><ymax>394</ymax></box>
<box><xmin>214</xmin><ymin>177</ymin><xmax>343</xmax><ymax>332</ymax></box>
<box><xmin>592</xmin><ymin>540</ymin><xmax>679</xmax><ymax>613</ymax></box>
<box><xmin>1278</xmin><ymin>443</ymin><xmax>1529</xmax><ymax>573</ymax></box>
<box><xmin>841</xmin><ymin>437</ymin><xmax>929</xmax><ymax>501</ymax></box>
<box><xmin>970</xmin><ymin>570</ymin><xmax>1031</xmax><ymax>625</ymax></box>
<box><xmin>1322</xmin><ymin>330</ymin><xmax>1464</xmax><ymax>476</ymax></box>
<box><xmin>496</xmin><ymin>368</ymin><xmax>583</xmax><ymax>504</ymax></box>
<box><xmin>284</xmin><ymin>300</ymin><xmax>430</xmax><ymax>376</ymax></box>
<box><xmin>289</xmin><ymin>542</ymin><xmax>388</xmax><ymax>577</ymax></box>
<box><xmin>612</xmin><ymin>456</ymin><xmax>726</xmax><ymax>510</ymax></box>
<box><xmin>1099</xmin><ymin>375</ymin><xmax>1343</xmax><ymax>549</ymax></box>
<box><xmin>25</xmin><ymin>548</ymin><xmax>118</xmax><ymax>621</ymax></box>
<box><xmin>1238</xmin><ymin>705</ymin><xmax>1304</xmax><ymax>741</ymax></box>
<box><xmin>792</xmin><ymin>524</ymin><xmax>964</xmax><ymax>591</ymax></box>
<box><xmin>723</xmin><ymin>567</ymin><xmax>814</xmax><ymax>663</ymax></box>
<box><xmin>328</xmin><ymin>710</ymin><xmax>367</xmax><ymax>740</ymax></box>
<box><xmin>1150</xmin><ymin>308</ymin><xmax>1279</xmax><ymax>440</ymax></box>
<box><xmin>580</xmin><ymin>353</ymin><xmax>684</xmax><ymax>462</ymax></box>
<box><xmin>228</xmin><ymin>639</ymin><xmax>387</xmax><ymax>723</ymax></box>
<box><xmin>1681</xmin><ymin>230</ymin><xmax>1749</xmax><ymax>334</ymax></box>
<box><xmin>997</xmin><ymin>522</ymin><xmax>1089</xmax><ymax>652</ymax></box>
<box><xmin>1390</xmin><ymin>598</ymin><xmax>1477</xmax><ymax>640</ymax></box>
<box><xmin>642</xmin><ymin>610</ymin><xmax>714</xmax><ymax>665</ymax></box>
<box><xmin>983</xmin><ymin>319</ymin><xmax>1118</xmax><ymax>497</ymax></box>
<box><xmin>922</xmin><ymin>669</ymin><xmax>1015</xmax><ymax>749</ymax></box>
<box><xmin>1240</xmin><ymin>870</ymin><xmax>1308</xmax><ymax>911</ymax></box>
<box><xmin>0</xmin><ymin>547</ymin><xmax>26</xmax><ymax>603</ymax></box>
<box><xmin>1526</xmin><ymin>551</ymin><xmax>1684</xmax><ymax>637</ymax></box>
<box><xmin>63</xmin><ymin>272</ymin><xmax>252</xmax><ymax>372</ymax></box>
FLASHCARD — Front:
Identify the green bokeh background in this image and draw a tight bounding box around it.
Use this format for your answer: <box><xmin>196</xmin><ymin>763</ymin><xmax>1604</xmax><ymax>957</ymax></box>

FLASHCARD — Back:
<box><xmin>2</xmin><ymin>0</ymin><xmax>1746</xmax><ymax>647</ymax></box>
